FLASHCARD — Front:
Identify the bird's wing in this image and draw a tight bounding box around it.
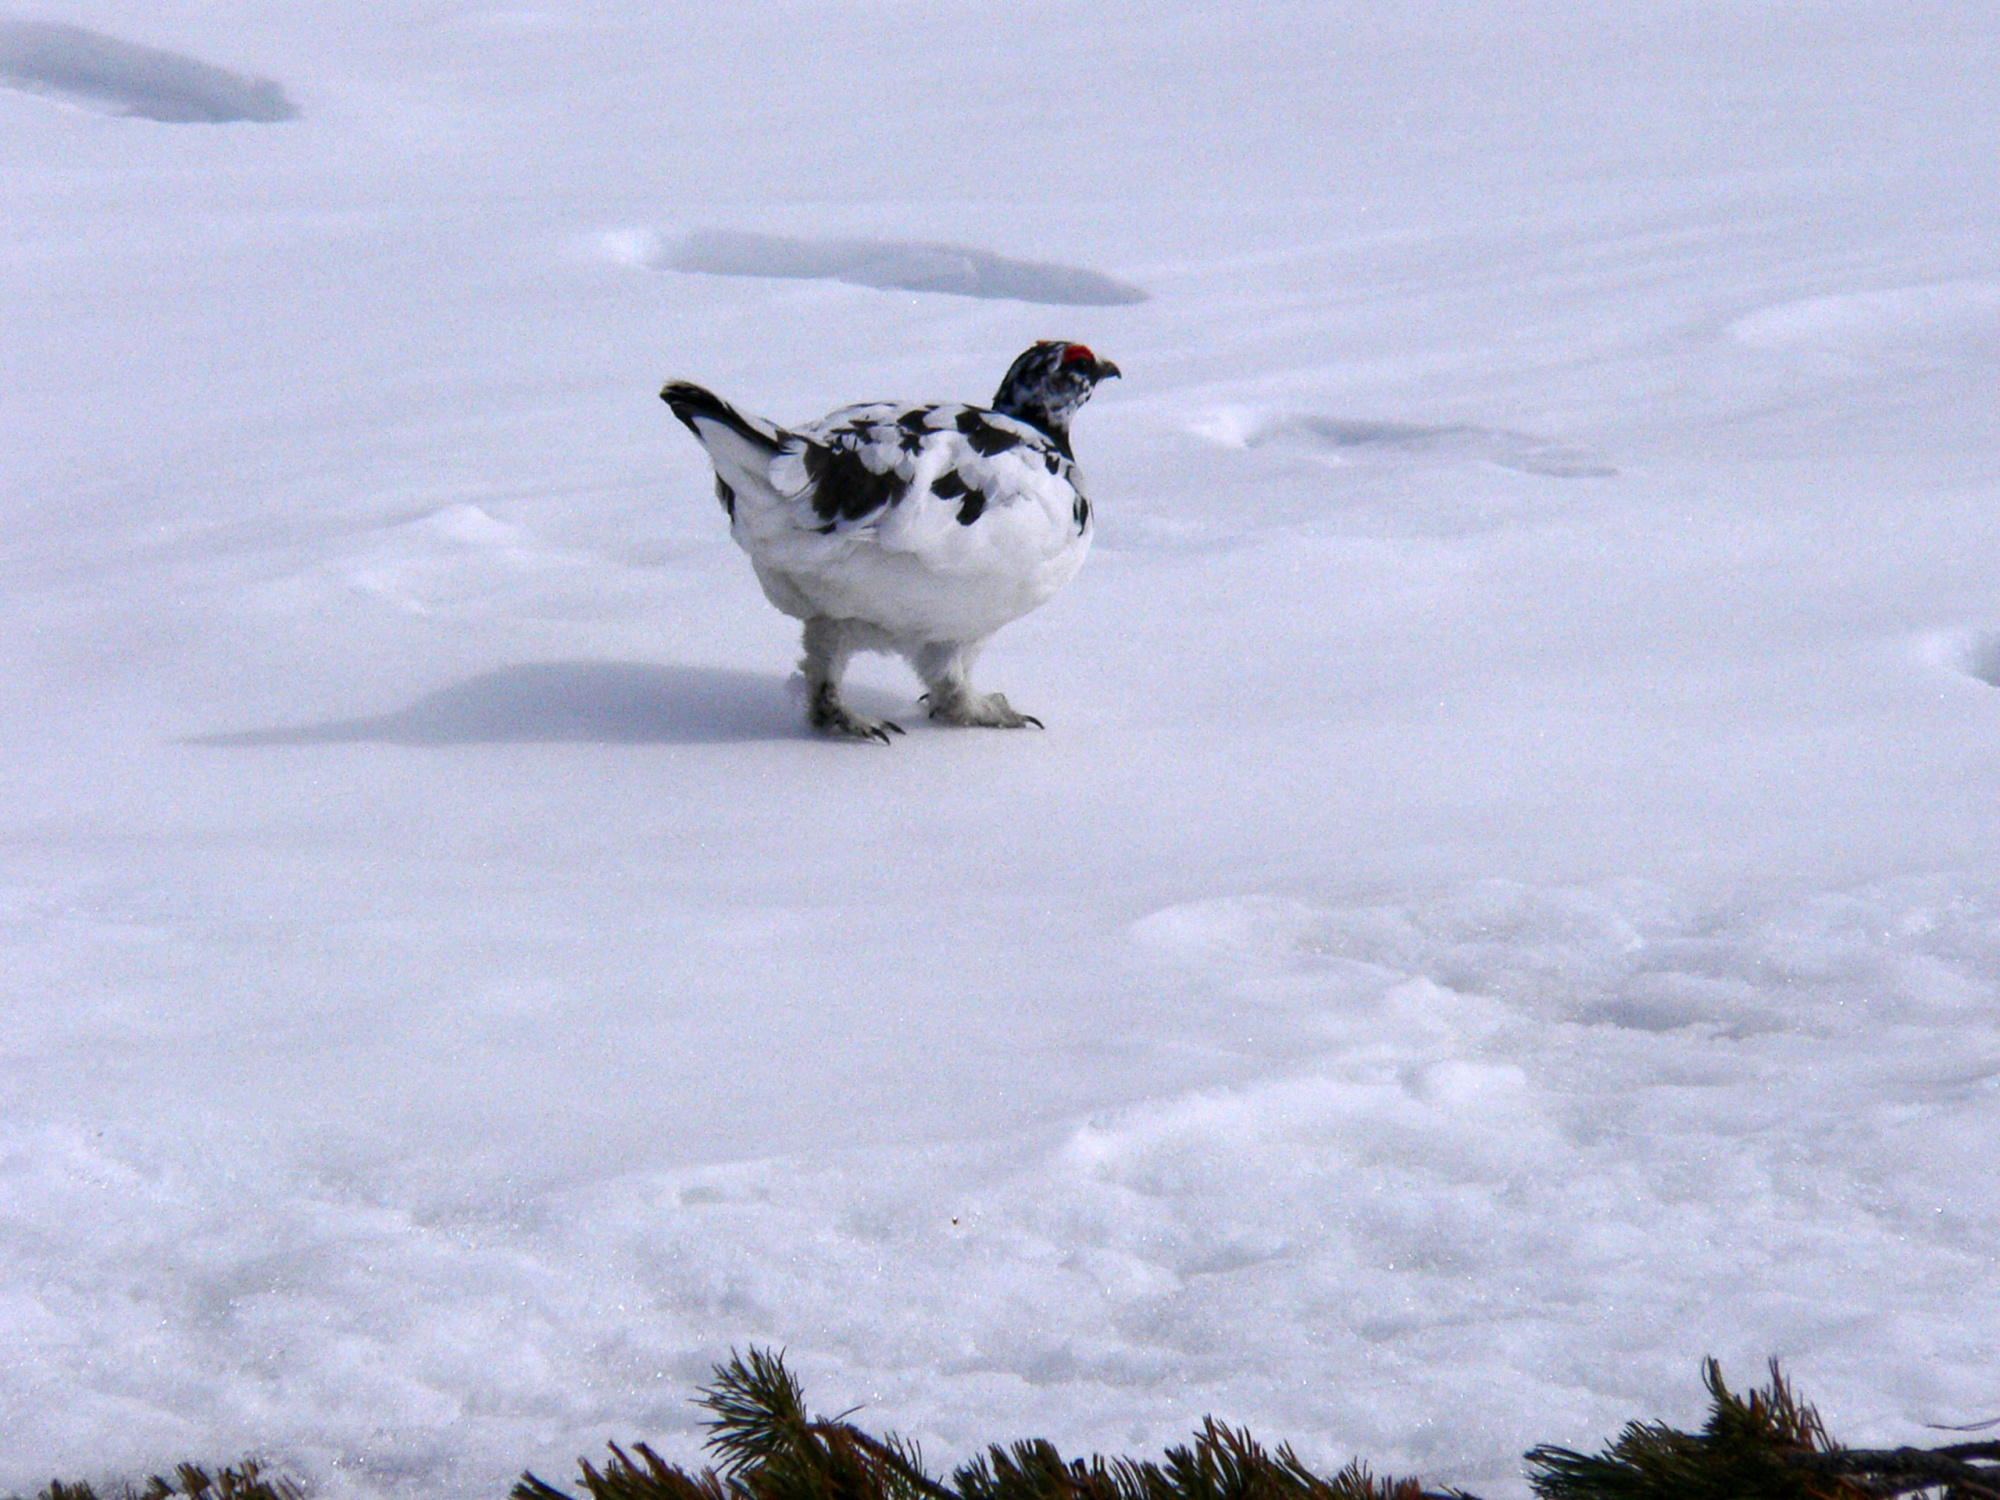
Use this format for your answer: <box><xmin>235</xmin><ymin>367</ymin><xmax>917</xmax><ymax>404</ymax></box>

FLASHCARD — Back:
<box><xmin>763</xmin><ymin>403</ymin><xmax>1089</xmax><ymax>544</ymax></box>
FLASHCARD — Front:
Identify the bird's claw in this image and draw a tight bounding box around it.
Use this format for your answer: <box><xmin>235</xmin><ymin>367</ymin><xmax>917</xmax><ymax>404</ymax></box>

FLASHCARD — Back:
<box><xmin>845</xmin><ymin>715</ymin><xmax>904</xmax><ymax>745</ymax></box>
<box><xmin>926</xmin><ymin>692</ymin><xmax>1043</xmax><ymax>729</ymax></box>
<box><xmin>810</xmin><ymin>695</ymin><xmax>904</xmax><ymax>745</ymax></box>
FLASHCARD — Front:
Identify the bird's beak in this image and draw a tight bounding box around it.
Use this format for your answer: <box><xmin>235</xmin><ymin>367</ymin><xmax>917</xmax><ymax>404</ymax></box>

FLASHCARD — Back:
<box><xmin>1095</xmin><ymin>359</ymin><xmax>1121</xmax><ymax>381</ymax></box>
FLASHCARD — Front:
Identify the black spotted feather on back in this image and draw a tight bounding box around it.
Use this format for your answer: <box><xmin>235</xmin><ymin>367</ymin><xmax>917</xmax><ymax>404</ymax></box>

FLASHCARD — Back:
<box><xmin>776</xmin><ymin>400</ymin><xmax>1082</xmax><ymax>537</ymax></box>
<box><xmin>930</xmin><ymin>469</ymin><xmax>988</xmax><ymax>525</ymax></box>
<box><xmin>801</xmin><ymin>435</ymin><xmax>902</xmax><ymax>527</ymax></box>
<box><xmin>954</xmin><ymin>408</ymin><xmax>1024</xmax><ymax>457</ymax></box>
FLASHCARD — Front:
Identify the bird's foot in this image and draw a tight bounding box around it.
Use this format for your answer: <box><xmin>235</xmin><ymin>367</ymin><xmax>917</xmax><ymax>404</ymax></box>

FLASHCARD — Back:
<box><xmin>808</xmin><ymin>686</ymin><xmax>904</xmax><ymax>745</ymax></box>
<box><xmin>925</xmin><ymin>689</ymin><xmax>1043</xmax><ymax>729</ymax></box>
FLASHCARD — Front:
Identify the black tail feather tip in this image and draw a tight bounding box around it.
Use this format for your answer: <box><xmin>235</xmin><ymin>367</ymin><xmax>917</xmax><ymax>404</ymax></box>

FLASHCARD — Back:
<box><xmin>659</xmin><ymin>380</ymin><xmax>777</xmax><ymax>450</ymax></box>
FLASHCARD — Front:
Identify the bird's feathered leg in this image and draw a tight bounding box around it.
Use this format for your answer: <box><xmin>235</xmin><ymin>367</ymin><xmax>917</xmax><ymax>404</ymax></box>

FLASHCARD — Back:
<box><xmin>913</xmin><ymin>641</ymin><xmax>1042</xmax><ymax>729</ymax></box>
<box><xmin>801</xmin><ymin>617</ymin><xmax>904</xmax><ymax>744</ymax></box>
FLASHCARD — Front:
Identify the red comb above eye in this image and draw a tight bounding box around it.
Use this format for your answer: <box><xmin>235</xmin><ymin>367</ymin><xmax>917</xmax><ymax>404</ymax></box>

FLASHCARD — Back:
<box><xmin>1060</xmin><ymin>344</ymin><xmax>1095</xmax><ymax>365</ymax></box>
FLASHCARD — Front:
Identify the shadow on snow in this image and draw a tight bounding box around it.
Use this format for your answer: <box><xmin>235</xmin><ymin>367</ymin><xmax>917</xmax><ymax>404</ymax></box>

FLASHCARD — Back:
<box><xmin>663</xmin><ymin>229</ymin><xmax>1147</xmax><ymax>307</ymax></box>
<box><xmin>0</xmin><ymin>21</ymin><xmax>295</xmax><ymax>123</ymax></box>
<box><xmin>190</xmin><ymin>661</ymin><xmax>804</xmax><ymax>748</ymax></box>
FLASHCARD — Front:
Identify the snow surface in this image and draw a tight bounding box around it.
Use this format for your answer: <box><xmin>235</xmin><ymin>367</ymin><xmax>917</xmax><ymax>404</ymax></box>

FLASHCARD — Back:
<box><xmin>5</xmin><ymin>2</ymin><xmax>2000</xmax><ymax>1496</ymax></box>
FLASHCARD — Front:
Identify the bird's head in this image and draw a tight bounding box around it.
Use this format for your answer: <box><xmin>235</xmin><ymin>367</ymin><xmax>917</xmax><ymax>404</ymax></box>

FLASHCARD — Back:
<box><xmin>991</xmin><ymin>341</ymin><xmax>1120</xmax><ymax>449</ymax></box>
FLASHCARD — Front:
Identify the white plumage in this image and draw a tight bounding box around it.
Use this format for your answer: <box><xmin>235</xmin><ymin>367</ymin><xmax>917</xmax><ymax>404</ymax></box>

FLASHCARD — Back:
<box><xmin>661</xmin><ymin>341</ymin><xmax>1119</xmax><ymax>741</ymax></box>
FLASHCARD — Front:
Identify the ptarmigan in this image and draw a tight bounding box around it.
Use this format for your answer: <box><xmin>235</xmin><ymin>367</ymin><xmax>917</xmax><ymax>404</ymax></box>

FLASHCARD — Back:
<box><xmin>661</xmin><ymin>341</ymin><xmax>1119</xmax><ymax>742</ymax></box>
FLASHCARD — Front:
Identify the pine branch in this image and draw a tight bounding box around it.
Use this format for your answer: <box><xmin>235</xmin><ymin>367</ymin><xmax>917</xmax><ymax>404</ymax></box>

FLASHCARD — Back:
<box><xmin>515</xmin><ymin>1442</ymin><xmax>735</xmax><ymax>1500</ymax></box>
<box><xmin>954</xmin><ymin>1438</ymin><xmax>1132</xmax><ymax>1500</ymax></box>
<box><xmin>17</xmin><ymin>1465</ymin><xmax>303</xmax><ymax>1500</ymax></box>
<box><xmin>701</xmin><ymin>1349</ymin><xmax>818</xmax><ymax>1480</ymax></box>
<box><xmin>1786</xmin><ymin>1446</ymin><xmax>2000</xmax><ymax>1498</ymax></box>
<box><xmin>45</xmin><ymin>1346</ymin><xmax>2000</xmax><ymax>1500</ymax></box>
<box><xmin>1524</xmin><ymin>1358</ymin><xmax>2000</xmax><ymax>1500</ymax></box>
<box><xmin>683</xmin><ymin>1349</ymin><xmax>1448</xmax><ymax>1500</ymax></box>
<box><xmin>952</xmin><ymin>1406</ymin><xmax>1458</xmax><ymax>1500</ymax></box>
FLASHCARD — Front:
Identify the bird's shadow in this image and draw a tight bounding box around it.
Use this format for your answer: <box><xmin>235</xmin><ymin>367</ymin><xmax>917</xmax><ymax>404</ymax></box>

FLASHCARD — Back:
<box><xmin>189</xmin><ymin>661</ymin><xmax>807</xmax><ymax>748</ymax></box>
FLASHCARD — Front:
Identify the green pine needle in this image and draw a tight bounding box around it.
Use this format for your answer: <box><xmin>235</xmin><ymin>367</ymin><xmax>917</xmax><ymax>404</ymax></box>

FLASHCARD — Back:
<box><xmin>1524</xmin><ymin>1359</ymin><xmax>1868</xmax><ymax>1500</ymax></box>
<box><xmin>16</xmin><ymin>1462</ymin><xmax>303</xmax><ymax>1500</ymax></box>
<box><xmin>519</xmin><ymin>1350</ymin><xmax>1436</xmax><ymax>1500</ymax></box>
<box><xmin>43</xmin><ymin>1348</ymin><xmax>1993</xmax><ymax>1500</ymax></box>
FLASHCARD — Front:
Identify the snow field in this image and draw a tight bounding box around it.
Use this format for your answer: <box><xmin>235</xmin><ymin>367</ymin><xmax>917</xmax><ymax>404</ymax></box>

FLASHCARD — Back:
<box><xmin>10</xmin><ymin>878</ymin><xmax>2000</xmax><ymax>1497</ymax></box>
<box><xmin>5</xmin><ymin>3</ymin><xmax>2000</xmax><ymax>1498</ymax></box>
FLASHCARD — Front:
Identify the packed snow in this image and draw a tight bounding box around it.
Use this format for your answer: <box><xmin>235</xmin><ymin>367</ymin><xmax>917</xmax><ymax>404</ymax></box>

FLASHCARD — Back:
<box><xmin>5</xmin><ymin>3</ymin><xmax>2000</xmax><ymax>1497</ymax></box>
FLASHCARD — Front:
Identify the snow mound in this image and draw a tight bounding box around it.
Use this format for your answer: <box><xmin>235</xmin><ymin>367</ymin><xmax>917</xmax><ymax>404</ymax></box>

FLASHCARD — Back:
<box><xmin>1728</xmin><ymin>279</ymin><xmax>2000</xmax><ymax>351</ymax></box>
<box><xmin>12</xmin><ymin>875</ymin><xmax>1994</xmax><ymax>1499</ymax></box>
<box><xmin>1197</xmin><ymin>411</ymin><xmax>1618</xmax><ymax>479</ymax></box>
<box><xmin>656</xmin><ymin>230</ymin><xmax>1148</xmax><ymax>306</ymax></box>
<box><xmin>1915</xmin><ymin>628</ymin><xmax>2000</xmax><ymax>689</ymax></box>
<box><xmin>0</xmin><ymin>21</ymin><xmax>295</xmax><ymax>123</ymax></box>
<box><xmin>1961</xmin><ymin>637</ymin><xmax>2000</xmax><ymax>689</ymax></box>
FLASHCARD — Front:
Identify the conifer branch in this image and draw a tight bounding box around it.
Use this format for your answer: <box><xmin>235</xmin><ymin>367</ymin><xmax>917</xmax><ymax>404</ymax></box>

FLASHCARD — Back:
<box><xmin>25</xmin><ymin>1349</ymin><xmax>2000</xmax><ymax>1500</ymax></box>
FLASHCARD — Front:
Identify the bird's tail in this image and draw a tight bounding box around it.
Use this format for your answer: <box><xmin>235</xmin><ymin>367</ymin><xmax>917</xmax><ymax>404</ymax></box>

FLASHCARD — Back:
<box><xmin>660</xmin><ymin>380</ymin><xmax>792</xmax><ymax>512</ymax></box>
<box><xmin>661</xmin><ymin>380</ymin><xmax>785</xmax><ymax>451</ymax></box>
